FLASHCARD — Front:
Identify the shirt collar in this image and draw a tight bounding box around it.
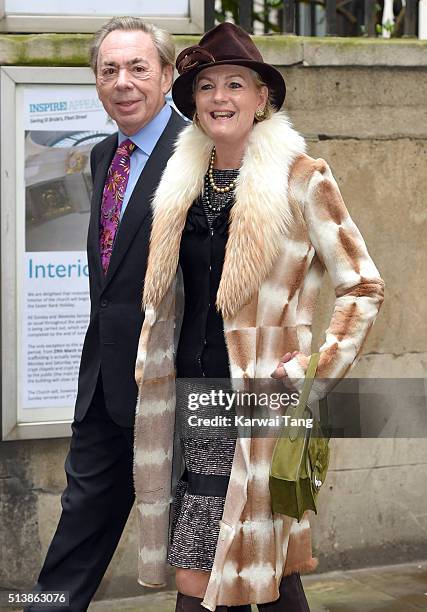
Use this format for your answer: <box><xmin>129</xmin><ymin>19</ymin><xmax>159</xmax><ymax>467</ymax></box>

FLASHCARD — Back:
<box><xmin>118</xmin><ymin>103</ymin><xmax>172</xmax><ymax>156</ymax></box>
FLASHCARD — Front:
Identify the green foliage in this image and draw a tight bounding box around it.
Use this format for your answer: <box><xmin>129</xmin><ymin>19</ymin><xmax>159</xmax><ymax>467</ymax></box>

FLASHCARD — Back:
<box><xmin>376</xmin><ymin>20</ymin><xmax>395</xmax><ymax>35</ymax></box>
<box><xmin>215</xmin><ymin>0</ymin><xmax>284</xmax><ymax>33</ymax></box>
<box><xmin>215</xmin><ymin>0</ymin><xmax>239</xmax><ymax>23</ymax></box>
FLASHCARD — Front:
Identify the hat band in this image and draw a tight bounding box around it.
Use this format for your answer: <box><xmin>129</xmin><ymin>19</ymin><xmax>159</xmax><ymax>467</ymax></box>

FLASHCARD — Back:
<box><xmin>176</xmin><ymin>47</ymin><xmax>216</xmax><ymax>74</ymax></box>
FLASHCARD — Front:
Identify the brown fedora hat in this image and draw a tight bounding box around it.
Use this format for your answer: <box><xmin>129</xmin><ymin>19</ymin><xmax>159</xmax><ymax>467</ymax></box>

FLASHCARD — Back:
<box><xmin>172</xmin><ymin>22</ymin><xmax>286</xmax><ymax>120</ymax></box>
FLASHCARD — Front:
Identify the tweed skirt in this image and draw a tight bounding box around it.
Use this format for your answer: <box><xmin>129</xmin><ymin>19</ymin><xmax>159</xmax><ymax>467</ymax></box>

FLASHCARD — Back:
<box><xmin>167</xmin><ymin>380</ymin><xmax>237</xmax><ymax>570</ymax></box>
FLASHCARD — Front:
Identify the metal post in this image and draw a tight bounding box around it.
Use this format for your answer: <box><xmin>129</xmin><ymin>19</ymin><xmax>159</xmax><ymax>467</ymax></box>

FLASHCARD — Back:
<box><xmin>403</xmin><ymin>0</ymin><xmax>418</xmax><ymax>36</ymax></box>
<box><xmin>310</xmin><ymin>0</ymin><xmax>316</xmax><ymax>35</ymax></box>
<box><xmin>264</xmin><ymin>0</ymin><xmax>270</xmax><ymax>33</ymax></box>
<box><xmin>354</xmin><ymin>0</ymin><xmax>365</xmax><ymax>37</ymax></box>
<box><xmin>239</xmin><ymin>0</ymin><xmax>253</xmax><ymax>33</ymax></box>
<box><xmin>326</xmin><ymin>0</ymin><xmax>337</xmax><ymax>35</ymax></box>
<box><xmin>296</xmin><ymin>0</ymin><xmax>301</xmax><ymax>35</ymax></box>
<box><xmin>364</xmin><ymin>0</ymin><xmax>377</xmax><ymax>36</ymax></box>
<box><xmin>282</xmin><ymin>0</ymin><xmax>296</xmax><ymax>34</ymax></box>
<box><xmin>204</xmin><ymin>0</ymin><xmax>215</xmax><ymax>32</ymax></box>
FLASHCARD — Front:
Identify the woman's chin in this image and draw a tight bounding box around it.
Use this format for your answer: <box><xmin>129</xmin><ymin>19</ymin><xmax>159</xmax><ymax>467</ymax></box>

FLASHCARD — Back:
<box><xmin>204</xmin><ymin>125</ymin><xmax>243</xmax><ymax>145</ymax></box>
<box><xmin>199</xmin><ymin>117</ymin><xmax>234</xmax><ymax>136</ymax></box>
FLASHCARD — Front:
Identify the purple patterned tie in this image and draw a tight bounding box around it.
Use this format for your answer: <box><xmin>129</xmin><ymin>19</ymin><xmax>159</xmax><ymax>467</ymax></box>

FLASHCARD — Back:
<box><xmin>99</xmin><ymin>138</ymin><xmax>136</xmax><ymax>274</ymax></box>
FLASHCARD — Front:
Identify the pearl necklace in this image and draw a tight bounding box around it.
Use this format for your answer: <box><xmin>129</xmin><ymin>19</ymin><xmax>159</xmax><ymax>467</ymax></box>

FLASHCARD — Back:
<box><xmin>208</xmin><ymin>148</ymin><xmax>237</xmax><ymax>193</ymax></box>
<box><xmin>203</xmin><ymin>173</ymin><xmax>234</xmax><ymax>215</ymax></box>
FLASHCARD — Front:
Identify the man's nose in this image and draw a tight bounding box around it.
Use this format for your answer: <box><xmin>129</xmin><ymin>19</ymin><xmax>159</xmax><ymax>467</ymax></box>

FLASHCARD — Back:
<box><xmin>115</xmin><ymin>67</ymin><xmax>133</xmax><ymax>89</ymax></box>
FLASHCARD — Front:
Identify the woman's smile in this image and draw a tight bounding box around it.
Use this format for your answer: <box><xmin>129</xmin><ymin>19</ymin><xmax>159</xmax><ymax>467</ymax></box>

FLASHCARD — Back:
<box><xmin>209</xmin><ymin>110</ymin><xmax>236</xmax><ymax>119</ymax></box>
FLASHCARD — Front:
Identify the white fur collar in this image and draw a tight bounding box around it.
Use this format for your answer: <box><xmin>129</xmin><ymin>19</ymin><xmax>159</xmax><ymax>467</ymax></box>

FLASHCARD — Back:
<box><xmin>143</xmin><ymin>111</ymin><xmax>306</xmax><ymax>319</ymax></box>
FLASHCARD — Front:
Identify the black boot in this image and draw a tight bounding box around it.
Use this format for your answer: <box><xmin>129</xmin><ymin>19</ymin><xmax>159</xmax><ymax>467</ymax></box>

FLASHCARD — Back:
<box><xmin>257</xmin><ymin>573</ymin><xmax>310</xmax><ymax>611</ymax></box>
<box><xmin>175</xmin><ymin>592</ymin><xmax>203</xmax><ymax>611</ymax></box>
<box><xmin>175</xmin><ymin>591</ymin><xmax>228</xmax><ymax>611</ymax></box>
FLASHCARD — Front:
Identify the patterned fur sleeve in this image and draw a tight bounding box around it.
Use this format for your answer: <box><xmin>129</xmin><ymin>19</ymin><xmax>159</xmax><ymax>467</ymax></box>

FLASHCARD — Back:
<box><xmin>283</xmin><ymin>157</ymin><xmax>385</xmax><ymax>396</ymax></box>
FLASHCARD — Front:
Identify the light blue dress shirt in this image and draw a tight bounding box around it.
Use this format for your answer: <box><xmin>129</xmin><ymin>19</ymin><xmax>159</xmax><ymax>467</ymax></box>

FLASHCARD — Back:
<box><xmin>117</xmin><ymin>103</ymin><xmax>172</xmax><ymax>220</ymax></box>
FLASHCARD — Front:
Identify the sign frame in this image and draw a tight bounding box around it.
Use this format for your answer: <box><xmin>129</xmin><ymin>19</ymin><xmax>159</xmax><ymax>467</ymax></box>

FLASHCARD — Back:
<box><xmin>0</xmin><ymin>0</ymin><xmax>205</xmax><ymax>34</ymax></box>
<box><xmin>1</xmin><ymin>66</ymin><xmax>98</xmax><ymax>441</ymax></box>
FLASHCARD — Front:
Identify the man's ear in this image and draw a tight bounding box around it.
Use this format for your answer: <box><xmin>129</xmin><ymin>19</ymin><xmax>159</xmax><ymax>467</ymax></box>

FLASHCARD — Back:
<box><xmin>162</xmin><ymin>64</ymin><xmax>174</xmax><ymax>94</ymax></box>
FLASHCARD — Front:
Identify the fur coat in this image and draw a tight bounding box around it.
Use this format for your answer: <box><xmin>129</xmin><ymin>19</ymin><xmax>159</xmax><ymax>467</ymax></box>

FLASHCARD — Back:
<box><xmin>133</xmin><ymin>111</ymin><xmax>385</xmax><ymax>610</ymax></box>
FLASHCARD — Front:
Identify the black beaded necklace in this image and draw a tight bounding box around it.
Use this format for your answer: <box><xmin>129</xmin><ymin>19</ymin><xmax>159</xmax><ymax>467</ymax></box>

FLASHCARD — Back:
<box><xmin>202</xmin><ymin>148</ymin><xmax>239</xmax><ymax>227</ymax></box>
<box><xmin>202</xmin><ymin>169</ymin><xmax>239</xmax><ymax>228</ymax></box>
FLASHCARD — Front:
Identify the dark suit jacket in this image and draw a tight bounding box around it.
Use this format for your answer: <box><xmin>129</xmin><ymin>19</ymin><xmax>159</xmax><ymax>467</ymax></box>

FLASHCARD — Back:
<box><xmin>74</xmin><ymin>108</ymin><xmax>186</xmax><ymax>427</ymax></box>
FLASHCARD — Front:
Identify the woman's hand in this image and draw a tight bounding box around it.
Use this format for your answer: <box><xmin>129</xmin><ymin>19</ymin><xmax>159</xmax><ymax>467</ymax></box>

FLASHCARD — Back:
<box><xmin>270</xmin><ymin>351</ymin><xmax>299</xmax><ymax>392</ymax></box>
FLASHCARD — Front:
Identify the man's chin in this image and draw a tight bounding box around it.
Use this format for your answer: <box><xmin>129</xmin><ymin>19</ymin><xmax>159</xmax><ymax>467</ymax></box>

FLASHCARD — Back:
<box><xmin>116</xmin><ymin>115</ymin><xmax>146</xmax><ymax>136</ymax></box>
<box><xmin>115</xmin><ymin>104</ymin><xmax>164</xmax><ymax>134</ymax></box>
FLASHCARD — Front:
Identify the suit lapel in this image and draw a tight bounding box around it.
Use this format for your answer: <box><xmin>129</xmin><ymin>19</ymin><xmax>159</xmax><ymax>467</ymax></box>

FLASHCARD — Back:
<box><xmin>88</xmin><ymin>133</ymin><xmax>117</xmax><ymax>283</ymax></box>
<box><xmin>103</xmin><ymin>110</ymin><xmax>185</xmax><ymax>288</ymax></box>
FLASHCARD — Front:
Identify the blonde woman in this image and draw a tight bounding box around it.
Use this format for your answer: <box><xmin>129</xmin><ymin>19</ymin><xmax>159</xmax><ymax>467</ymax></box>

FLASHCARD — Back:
<box><xmin>133</xmin><ymin>22</ymin><xmax>384</xmax><ymax>612</ymax></box>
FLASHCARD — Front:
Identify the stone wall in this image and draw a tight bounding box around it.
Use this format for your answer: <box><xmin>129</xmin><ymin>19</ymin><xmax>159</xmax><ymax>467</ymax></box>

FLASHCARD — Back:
<box><xmin>1</xmin><ymin>35</ymin><xmax>426</xmax><ymax>600</ymax></box>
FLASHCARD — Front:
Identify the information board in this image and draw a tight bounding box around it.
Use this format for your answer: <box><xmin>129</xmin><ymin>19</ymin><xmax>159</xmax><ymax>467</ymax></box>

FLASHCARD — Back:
<box><xmin>1</xmin><ymin>68</ymin><xmax>116</xmax><ymax>439</ymax></box>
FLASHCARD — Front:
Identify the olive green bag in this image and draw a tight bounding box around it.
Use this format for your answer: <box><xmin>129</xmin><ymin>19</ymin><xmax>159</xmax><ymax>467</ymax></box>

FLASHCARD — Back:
<box><xmin>269</xmin><ymin>352</ymin><xmax>330</xmax><ymax>521</ymax></box>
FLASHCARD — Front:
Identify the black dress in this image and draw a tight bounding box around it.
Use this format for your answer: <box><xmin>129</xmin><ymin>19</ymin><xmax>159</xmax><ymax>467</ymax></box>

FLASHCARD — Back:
<box><xmin>167</xmin><ymin>169</ymin><xmax>239</xmax><ymax>571</ymax></box>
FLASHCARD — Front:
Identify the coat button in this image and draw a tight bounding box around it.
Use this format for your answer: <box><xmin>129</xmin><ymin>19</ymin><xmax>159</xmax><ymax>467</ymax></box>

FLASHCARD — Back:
<box><xmin>100</xmin><ymin>298</ymin><xmax>109</xmax><ymax>308</ymax></box>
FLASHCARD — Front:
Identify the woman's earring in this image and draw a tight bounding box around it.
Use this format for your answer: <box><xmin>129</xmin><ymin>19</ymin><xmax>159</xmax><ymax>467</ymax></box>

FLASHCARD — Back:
<box><xmin>255</xmin><ymin>107</ymin><xmax>266</xmax><ymax>121</ymax></box>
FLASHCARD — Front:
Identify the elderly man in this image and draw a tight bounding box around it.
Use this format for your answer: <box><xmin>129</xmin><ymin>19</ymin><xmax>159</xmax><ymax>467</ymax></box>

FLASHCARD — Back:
<box><xmin>27</xmin><ymin>17</ymin><xmax>186</xmax><ymax>611</ymax></box>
